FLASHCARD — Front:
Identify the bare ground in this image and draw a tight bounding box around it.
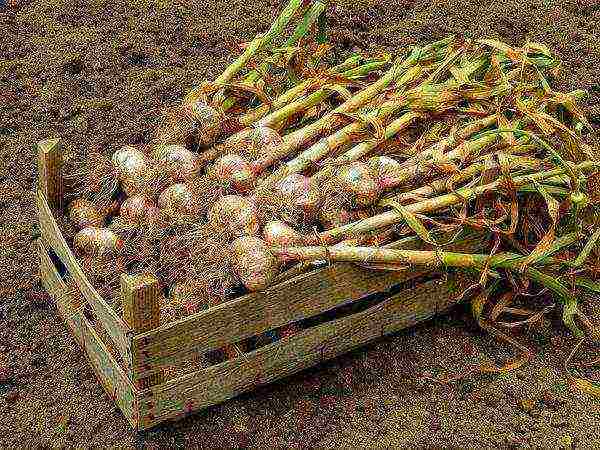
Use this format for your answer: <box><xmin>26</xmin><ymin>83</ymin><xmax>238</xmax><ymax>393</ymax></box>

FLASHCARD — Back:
<box><xmin>1</xmin><ymin>0</ymin><xmax>600</xmax><ymax>447</ymax></box>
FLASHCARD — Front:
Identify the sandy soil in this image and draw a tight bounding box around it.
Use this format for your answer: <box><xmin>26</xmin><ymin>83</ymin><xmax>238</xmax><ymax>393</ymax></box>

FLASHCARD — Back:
<box><xmin>1</xmin><ymin>0</ymin><xmax>599</xmax><ymax>447</ymax></box>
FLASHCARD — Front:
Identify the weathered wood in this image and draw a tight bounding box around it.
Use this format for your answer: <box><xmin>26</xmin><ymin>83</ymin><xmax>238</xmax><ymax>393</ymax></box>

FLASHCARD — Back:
<box><xmin>37</xmin><ymin>138</ymin><xmax>63</xmax><ymax>211</ymax></box>
<box><xmin>136</xmin><ymin>275</ymin><xmax>467</xmax><ymax>429</ymax></box>
<box><xmin>38</xmin><ymin>239</ymin><xmax>138</xmax><ymax>428</ymax></box>
<box><xmin>131</xmin><ymin>232</ymin><xmax>487</xmax><ymax>378</ymax></box>
<box><xmin>35</xmin><ymin>133</ymin><xmax>485</xmax><ymax>430</ymax></box>
<box><xmin>36</xmin><ymin>190</ymin><xmax>132</xmax><ymax>359</ymax></box>
<box><xmin>131</xmin><ymin>263</ymin><xmax>428</xmax><ymax>378</ymax></box>
<box><xmin>38</xmin><ymin>239</ymin><xmax>85</xmax><ymax>346</ymax></box>
<box><xmin>79</xmin><ymin>310</ymin><xmax>138</xmax><ymax>428</ymax></box>
<box><xmin>121</xmin><ymin>274</ymin><xmax>164</xmax><ymax>389</ymax></box>
<box><xmin>121</xmin><ymin>274</ymin><xmax>161</xmax><ymax>335</ymax></box>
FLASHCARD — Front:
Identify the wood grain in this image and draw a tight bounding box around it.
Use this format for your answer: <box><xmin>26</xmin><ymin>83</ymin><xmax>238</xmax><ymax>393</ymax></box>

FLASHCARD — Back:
<box><xmin>36</xmin><ymin>190</ymin><xmax>132</xmax><ymax>359</ymax></box>
<box><xmin>38</xmin><ymin>239</ymin><xmax>138</xmax><ymax>428</ymax></box>
<box><xmin>136</xmin><ymin>275</ymin><xmax>467</xmax><ymax>429</ymax></box>
<box><xmin>121</xmin><ymin>274</ymin><xmax>161</xmax><ymax>335</ymax></box>
<box><xmin>38</xmin><ymin>239</ymin><xmax>85</xmax><ymax>346</ymax></box>
<box><xmin>121</xmin><ymin>274</ymin><xmax>164</xmax><ymax>389</ymax></box>
<box><xmin>37</xmin><ymin>138</ymin><xmax>63</xmax><ymax>211</ymax></box>
<box><xmin>131</xmin><ymin>232</ymin><xmax>486</xmax><ymax>378</ymax></box>
<box><xmin>131</xmin><ymin>263</ymin><xmax>428</xmax><ymax>377</ymax></box>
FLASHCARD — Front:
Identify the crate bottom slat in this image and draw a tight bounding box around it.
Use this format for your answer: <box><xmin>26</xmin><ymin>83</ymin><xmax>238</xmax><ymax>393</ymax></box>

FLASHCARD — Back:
<box><xmin>38</xmin><ymin>239</ymin><xmax>139</xmax><ymax>428</ymax></box>
<box><xmin>135</xmin><ymin>275</ymin><xmax>465</xmax><ymax>430</ymax></box>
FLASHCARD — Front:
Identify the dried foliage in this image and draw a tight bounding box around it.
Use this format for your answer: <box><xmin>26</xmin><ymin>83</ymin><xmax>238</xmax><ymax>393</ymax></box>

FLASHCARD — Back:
<box><xmin>58</xmin><ymin>25</ymin><xmax>600</xmax><ymax>393</ymax></box>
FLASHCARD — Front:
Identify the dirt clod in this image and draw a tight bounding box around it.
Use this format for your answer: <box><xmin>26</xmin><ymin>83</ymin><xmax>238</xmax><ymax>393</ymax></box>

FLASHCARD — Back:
<box><xmin>551</xmin><ymin>416</ymin><xmax>570</xmax><ymax>429</ymax></box>
<box><xmin>0</xmin><ymin>366</ymin><xmax>10</xmax><ymax>384</ymax></box>
<box><xmin>483</xmin><ymin>391</ymin><xmax>503</xmax><ymax>408</ymax></box>
<box><xmin>540</xmin><ymin>390</ymin><xmax>565</xmax><ymax>411</ymax></box>
<box><xmin>518</xmin><ymin>398</ymin><xmax>536</xmax><ymax>414</ymax></box>
<box><xmin>29</xmin><ymin>355</ymin><xmax>46</xmax><ymax>368</ymax></box>
<box><xmin>5</xmin><ymin>391</ymin><xmax>20</xmax><ymax>404</ymax></box>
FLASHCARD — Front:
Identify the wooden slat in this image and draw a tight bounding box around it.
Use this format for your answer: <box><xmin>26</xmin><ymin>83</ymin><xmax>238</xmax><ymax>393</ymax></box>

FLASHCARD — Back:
<box><xmin>78</xmin><ymin>309</ymin><xmax>138</xmax><ymax>428</ymax></box>
<box><xmin>131</xmin><ymin>232</ymin><xmax>487</xmax><ymax>378</ymax></box>
<box><xmin>136</xmin><ymin>275</ymin><xmax>466</xmax><ymax>429</ymax></box>
<box><xmin>38</xmin><ymin>240</ymin><xmax>138</xmax><ymax>428</ymax></box>
<box><xmin>38</xmin><ymin>239</ymin><xmax>85</xmax><ymax>346</ymax></box>
<box><xmin>37</xmin><ymin>138</ymin><xmax>63</xmax><ymax>211</ymax></box>
<box><xmin>36</xmin><ymin>190</ymin><xmax>132</xmax><ymax>360</ymax></box>
<box><xmin>131</xmin><ymin>263</ymin><xmax>427</xmax><ymax>377</ymax></box>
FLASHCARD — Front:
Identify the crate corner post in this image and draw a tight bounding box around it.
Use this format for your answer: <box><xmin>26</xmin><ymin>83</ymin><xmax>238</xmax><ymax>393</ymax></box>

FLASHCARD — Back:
<box><xmin>121</xmin><ymin>273</ymin><xmax>165</xmax><ymax>391</ymax></box>
<box><xmin>37</xmin><ymin>137</ymin><xmax>64</xmax><ymax>211</ymax></box>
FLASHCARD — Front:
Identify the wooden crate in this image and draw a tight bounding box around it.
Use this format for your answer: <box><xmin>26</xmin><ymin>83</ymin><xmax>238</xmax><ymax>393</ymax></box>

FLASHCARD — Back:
<box><xmin>36</xmin><ymin>138</ymin><xmax>481</xmax><ymax>430</ymax></box>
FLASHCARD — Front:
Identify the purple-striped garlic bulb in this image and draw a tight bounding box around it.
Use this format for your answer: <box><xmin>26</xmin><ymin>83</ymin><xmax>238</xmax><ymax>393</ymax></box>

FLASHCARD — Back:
<box><xmin>73</xmin><ymin>227</ymin><xmax>123</xmax><ymax>257</ymax></box>
<box><xmin>209</xmin><ymin>154</ymin><xmax>257</xmax><ymax>194</ymax></box>
<box><xmin>111</xmin><ymin>146</ymin><xmax>149</xmax><ymax>196</ymax></box>
<box><xmin>262</xmin><ymin>220</ymin><xmax>308</xmax><ymax>247</ymax></box>
<box><xmin>153</xmin><ymin>144</ymin><xmax>200</xmax><ymax>182</ymax></box>
<box><xmin>230</xmin><ymin>236</ymin><xmax>280</xmax><ymax>292</ymax></box>
<box><xmin>68</xmin><ymin>198</ymin><xmax>105</xmax><ymax>230</ymax></box>
<box><xmin>207</xmin><ymin>195</ymin><xmax>260</xmax><ymax>239</ymax></box>
<box><xmin>367</xmin><ymin>156</ymin><xmax>404</xmax><ymax>189</ymax></box>
<box><xmin>333</xmin><ymin>161</ymin><xmax>381</xmax><ymax>208</ymax></box>
<box><xmin>275</xmin><ymin>174</ymin><xmax>322</xmax><ymax>223</ymax></box>
<box><xmin>120</xmin><ymin>195</ymin><xmax>159</xmax><ymax>223</ymax></box>
<box><xmin>158</xmin><ymin>183</ymin><xmax>196</xmax><ymax>220</ymax></box>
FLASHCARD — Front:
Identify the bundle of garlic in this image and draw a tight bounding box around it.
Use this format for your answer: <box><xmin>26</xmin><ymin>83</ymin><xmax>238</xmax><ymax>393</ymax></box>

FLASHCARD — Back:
<box><xmin>60</xmin><ymin>4</ymin><xmax>599</xmax><ymax>358</ymax></box>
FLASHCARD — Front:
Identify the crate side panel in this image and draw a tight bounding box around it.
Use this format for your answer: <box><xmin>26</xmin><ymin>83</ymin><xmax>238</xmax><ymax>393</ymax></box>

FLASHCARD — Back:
<box><xmin>136</xmin><ymin>276</ymin><xmax>464</xmax><ymax>429</ymax></box>
<box><xmin>79</xmin><ymin>311</ymin><xmax>138</xmax><ymax>428</ymax></box>
<box><xmin>132</xmin><ymin>232</ymin><xmax>487</xmax><ymax>376</ymax></box>
<box><xmin>132</xmin><ymin>264</ymin><xmax>427</xmax><ymax>376</ymax></box>
<box><xmin>38</xmin><ymin>239</ymin><xmax>138</xmax><ymax>428</ymax></box>
<box><xmin>37</xmin><ymin>190</ymin><xmax>131</xmax><ymax>358</ymax></box>
<box><xmin>38</xmin><ymin>239</ymin><xmax>85</xmax><ymax>346</ymax></box>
